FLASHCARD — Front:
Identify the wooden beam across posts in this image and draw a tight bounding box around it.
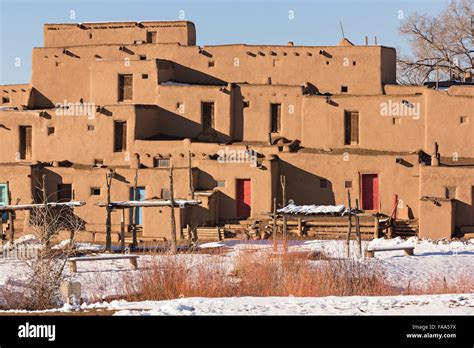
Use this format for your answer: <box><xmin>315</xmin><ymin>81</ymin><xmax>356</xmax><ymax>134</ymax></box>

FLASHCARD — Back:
<box><xmin>374</xmin><ymin>216</ymin><xmax>379</xmax><ymax>239</ymax></box>
<box><xmin>297</xmin><ymin>217</ymin><xmax>303</xmax><ymax>237</ymax></box>
<box><xmin>346</xmin><ymin>190</ymin><xmax>352</xmax><ymax>258</ymax></box>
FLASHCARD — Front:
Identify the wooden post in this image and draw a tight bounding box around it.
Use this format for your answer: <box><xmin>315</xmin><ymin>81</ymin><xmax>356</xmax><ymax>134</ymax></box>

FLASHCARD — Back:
<box><xmin>131</xmin><ymin>160</ymin><xmax>139</xmax><ymax>249</ymax></box>
<box><xmin>189</xmin><ymin>151</ymin><xmax>194</xmax><ymax>200</ymax></box>
<box><xmin>297</xmin><ymin>217</ymin><xmax>303</xmax><ymax>237</ymax></box>
<box><xmin>272</xmin><ymin>198</ymin><xmax>278</xmax><ymax>253</ymax></box>
<box><xmin>7</xmin><ymin>181</ymin><xmax>15</xmax><ymax>246</ymax></box>
<box><xmin>105</xmin><ymin>171</ymin><xmax>113</xmax><ymax>252</ymax></box>
<box><xmin>120</xmin><ymin>209</ymin><xmax>125</xmax><ymax>252</ymax></box>
<box><xmin>374</xmin><ymin>216</ymin><xmax>379</xmax><ymax>239</ymax></box>
<box><xmin>41</xmin><ymin>176</ymin><xmax>48</xmax><ymax>246</ymax></box>
<box><xmin>355</xmin><ymin>198</ymin><xmax>362</xmax><ymax>258</ymax></box>
<box><xmin>169</xmin><ymin>165</ymin><xmax>177</xmax><ymax>255</ymax></box>
<box><xmin>346</xmin><ymin>190</ymin><xmax>352</xmax><ymax>258</ymax></box>
<box><xmin>280</xmin><ymin>175</ymin><xmax>288</xmax><ymax>253</ymax></box>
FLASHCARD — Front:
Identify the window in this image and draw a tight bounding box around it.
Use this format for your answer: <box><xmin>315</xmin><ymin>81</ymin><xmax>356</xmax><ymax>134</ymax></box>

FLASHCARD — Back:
<box><xmin>118</xmin><ymin>74</ymin><xmax>133</xmax><ymax>102</ymax></box>
<box><xmin>270</xmin><ymin>103</ymin><xmax>281</xmax><ymax>133</ymax></box>
<box><xmin>47</xmin><ymin>127</ymin><xmax>55</xmax><ymax>136</ymax></box>
<box><xmin>94</xmin><ymin>159</ymin><xmax>104</xmax><ymax>166</ymax></box>
<box><xmin>345</xmin><ymin>180</ymin><xmax>352</xmax><ymax>188</ymax></box>
<box><xmin>353</xmin><ymin>61</ymin><xmax>357</xmax><ymax>66</ymax></box>
<box><xmin>392</xmin><ymin>117</ymin><xmax>401</xmax><ymax>125</ymax></box>
<box><xmin>2</xmin><ymin>96</ymin><xmax>10</xmax><ymax>104</ymax></box>
<box><xmin>87</xmin><ymin>124</ymin><xmax>95</xmax><ymax>131</ymax></box>
<box><xmin>154</xmin><ymin>158</ymin><xmax>170</xmax><ymax>168</ymax></box>
<box><xmin>90</xmin><ymin>187</ymin><xmax>101</xmax><ymax>196</ymax></box>
<box><xmin>341</xmin><ymin>86</ymin><xmax>348</xmax><ymax>93</ymax></box>
<box><xmin>444</xmin><ymin>186</ymin><xmax>456</xmax><ymax>199</ymax></box>
<box><xmin>142</xmin><ymin>74</ymin><xmax>148</xmax><ymax>79</ymax></box>
<box><xmin>208</xmin><ymin>60</ymin><xmax>215</xmax><ymax>67</ymax></box>
<box><xmin>243</xmin><ymin>101</ymin><xmax>250</xmax><ymax>108</ymax></box>
<box><xmin>146</xmin><ymin>31</ymin><xmax>157</xmax><ymax>43</ymax></box>
<box><xmin>139</xmin><ymin>55</ymin><xmax>147</xmax><ymax>60</ymax></box>
<box><xmin>114</xmin><ymin>121</ymin><xmax>127</xmax><ymax>152</ymax></box>
<box><xmin>460</xmin><ymin>116</ymin><xmax>469</xmax><ymax>124</ymax></box>
<box><xmin>320</xmin><ymin>179</ymin><xmax>328</xmax><ymax>188</ymax></box>
<box><xmin>217</xmin><ymin>181</ymin><xmax>225</xmax><ymax>188</ymax></box>
<box><xmin>202</xmin><ymin>102</ymin><xmax>215</xmax><ymax>130</ymax></box>
<box><xmin>161</xmin><ymin>188</ymin><xmax>171</xmax><ymax>199</ymax></box>
<box><xmin>344</xmin><ymin>110</ymin><xmax>359</xmax><ymax>145</ymax></box>
<box><xmin>273</xmin><ymin>59</ymin><xmax>282</xmax><ymax>67</ymax></box>
<box><xmin>19</xmin><ymin>125</ymin><xmax>32</xmax><ymax>160</ymax></box>
<box><xmin>57</xmin><ymin>184</ymin><xmax>72</xmax><ymax>202</ymax></box>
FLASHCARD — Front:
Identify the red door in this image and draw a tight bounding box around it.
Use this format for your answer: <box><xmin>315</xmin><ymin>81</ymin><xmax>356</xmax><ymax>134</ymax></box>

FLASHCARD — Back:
<box><xmin>361</xmin><ymin>174</ymin><xmax>379</xmax><ymax>211</ymax></box>
<box><xmin>236</xmin><ymin>179</ymin><xmax>251</xmax><ymax>218</ymax></box>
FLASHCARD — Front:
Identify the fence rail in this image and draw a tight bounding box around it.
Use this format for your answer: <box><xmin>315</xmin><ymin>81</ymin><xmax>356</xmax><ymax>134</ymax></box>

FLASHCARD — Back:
<box><xmin>2</xmin><ymin>244</ymin><xmax>41</xmax><ymax>260</ymax></box>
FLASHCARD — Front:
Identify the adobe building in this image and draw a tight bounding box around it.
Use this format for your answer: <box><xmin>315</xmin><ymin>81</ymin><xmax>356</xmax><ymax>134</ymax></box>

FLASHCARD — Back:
<box><xmin>0</xmin><ymin>20</ymin><xmax>473</xmax><ymax>242</ymax></box>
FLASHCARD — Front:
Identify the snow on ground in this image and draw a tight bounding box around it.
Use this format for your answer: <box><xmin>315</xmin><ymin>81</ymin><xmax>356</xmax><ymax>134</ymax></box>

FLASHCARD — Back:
<box><xmin>96</xmin><ymin>293</ymin><xmax>474</xmax><ymax>315</ymax></box>
<box><xmin>0</xmin><ymin>236</ymin><xmax>473</xmax><ymax>314</ymax></box>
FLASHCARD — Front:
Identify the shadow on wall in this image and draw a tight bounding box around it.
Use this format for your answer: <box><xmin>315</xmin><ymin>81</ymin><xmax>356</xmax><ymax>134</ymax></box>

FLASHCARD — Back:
<box><xmin>454</xmin><ymin>199</ymin><xmax>474</xmax><ymax>227</ymax></box>
<box><xmin>278</xmin><ymin>160</ymin><xmax>336</xmax><ymax>206</ymax></box>
<box><xmin>138</xmin><ymin>105</ymin><xmax>231</xmax><ymax>143</ymax></box>
<box><xmin>171</xmin><ymin>62</ymin><xmax>227</xmax><ymax>86</ymax></box>
<box><xmin>28</xmin><ymin>88</ymin><xmax>56</xmax><ymax>109</ymax></box>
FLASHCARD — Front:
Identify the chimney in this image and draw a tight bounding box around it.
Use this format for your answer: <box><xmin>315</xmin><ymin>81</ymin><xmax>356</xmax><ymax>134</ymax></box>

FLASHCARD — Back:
<box><xmin>287</xmin><ymin>41</ymin><xmax>294</xmax><ymax>46</ymax></box>
<box><xmin>464</xmin><ymin>72</ymin><xmax>472</xmax><ymax>83</ymax></box>
<box><xmin>365</xmin><ymin>36</ymin><xmax>368</xmax><ymax>46</ymax></box>
<box><xmin>374</xmin><ymin>36</ymin><xmax>378</xmax><ymax>45</ymax></box>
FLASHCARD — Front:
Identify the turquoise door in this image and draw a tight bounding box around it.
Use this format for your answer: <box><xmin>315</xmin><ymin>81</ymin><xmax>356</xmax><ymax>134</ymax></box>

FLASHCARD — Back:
<box><xmin>0</xmin><ymin>183</ymin><xmax>8</xmax><ymax>221</ymax></box>
<box><xmin>130</xmin><ymin>187</ymin><xmax>146</xmax><ymax>225</ymax></box>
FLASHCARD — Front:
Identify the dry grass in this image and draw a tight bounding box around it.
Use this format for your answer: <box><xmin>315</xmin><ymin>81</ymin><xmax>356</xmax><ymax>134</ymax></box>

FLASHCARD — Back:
<box><xmin>125</xmin><ymin>250</ymin><xmax>399</xmax><ymax>301</ymax></box>
<box><xmin>408</xmin><ymin>276</ymin><xmax>474</xmax><ymax>295</ymax></box>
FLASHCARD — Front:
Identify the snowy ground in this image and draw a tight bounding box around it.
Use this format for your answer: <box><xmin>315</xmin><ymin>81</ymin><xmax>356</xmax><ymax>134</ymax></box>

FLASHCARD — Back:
<box><xmin>0</xmin><ymin>236</ymin><xmax>473</xmax><ymax>315</ymax></box>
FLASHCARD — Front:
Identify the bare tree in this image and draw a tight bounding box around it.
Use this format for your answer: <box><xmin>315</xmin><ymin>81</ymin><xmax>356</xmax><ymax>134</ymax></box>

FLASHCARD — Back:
<box><xmin>397</xmin><ymin>0</ymin><xmax>473</xmax><ymax>85</ymax></box>
<box><xmin>1</xmin><ymin>176</ymin><xmax>84</xmax><ymax>310</ymax></box>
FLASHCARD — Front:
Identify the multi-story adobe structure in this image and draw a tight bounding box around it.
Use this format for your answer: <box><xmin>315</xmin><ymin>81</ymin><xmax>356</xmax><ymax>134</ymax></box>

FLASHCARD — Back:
<box><xmin>0</xmin><ymin>20</ymin><xmax>473</xmax><ymax>242</ymax></box>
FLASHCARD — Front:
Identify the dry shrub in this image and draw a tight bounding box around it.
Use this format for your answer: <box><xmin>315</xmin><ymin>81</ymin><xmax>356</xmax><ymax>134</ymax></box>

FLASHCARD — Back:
<box><xmin>409</xmin><ymin>276</ymin><xmax>474</xmax><ymax>295</ymax></box>
<box><xmin>233</xmin><ymin>251</ymin><xmax>397</xmax><ymax>297</ymax></box>
<box><xmin>125</xmin><ymin>251</ymin><xmax>398</xmax><ymax>301</ymax></box>
<box><xmin>124</xmin><ymin>256</ymin><xmax>235</xmax><ymax>301</ymax></box>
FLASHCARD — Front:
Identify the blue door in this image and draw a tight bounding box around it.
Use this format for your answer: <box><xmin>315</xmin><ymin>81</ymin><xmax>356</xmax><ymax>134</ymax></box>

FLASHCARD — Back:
<box><xmin>130</xmin><ymin>187</ymin><xmax>146</xmax><ymax>225</ymax></box>
<box><xmin>0</xmin><ymin>183</ymin><xmax>8</xmax><ymax>222</ymax></box>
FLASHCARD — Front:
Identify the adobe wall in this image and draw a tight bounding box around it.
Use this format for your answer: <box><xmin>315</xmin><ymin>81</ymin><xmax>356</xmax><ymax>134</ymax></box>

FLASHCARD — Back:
<box><xmin>44</xmin><ymin>21</ymin><xmax>196</xmax><ymax>47</ymax></box>
<box><xmin>420</xmin><ymin>165</ymin><xmax>474</xmax><ymax>227</ymax></box>
<box><xmin>0</xmin><ymin>84</ymin><xmax>31</xmax><ymax>108</ymax></box>
<box><xmin>424</xmin><ymin>89</ymin><xmax>474</xmax><ymax>158</ymax></box>
<box><xmin>301</xmin><ymin>93</ymin><xmax>425</xmax><ymax>152</ymax></box>
<box><xmin>277</xmin><ymin>152</ymin><xmax>421</xmax><ymax>217</ymax></box>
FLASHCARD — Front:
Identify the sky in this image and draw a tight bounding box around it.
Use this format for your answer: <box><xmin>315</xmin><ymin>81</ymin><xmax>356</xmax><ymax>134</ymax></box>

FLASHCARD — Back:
<box><xmin>0</xmin><ymin>0</ymin><xmax>449</xmax><ymax>85</ymax></box>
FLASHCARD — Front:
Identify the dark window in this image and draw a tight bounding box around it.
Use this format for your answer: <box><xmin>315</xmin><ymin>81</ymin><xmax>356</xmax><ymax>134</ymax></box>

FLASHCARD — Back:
<box><xmin>142</xmin><ymin>74</ymin><xmax>148</xmax><ymax>79</ymax></box>
<box><xmin>344</xmin><ymin>110</ymin><xmax>359</xmax><ymax>145</ymax></box>
<box><xmin>139</xmin><ymin>55</ymin><xmax>147</xmax><ymax>60</ymax></box>
<box><xmin>271</xmin><ymin>103</ymin><xmax>281</xmax><ymax>133</ymax></box>
<box><xmin>345</xmin><ymin>180</ymin><xmax>352</xmax><ymax>188</ymax></box>
<box><xmin>47</xmin><ymin>127</ymin><xmax>55</xmax><ymax>136</ymax></box>
<box><xmin>320</xmin><ymin>179</ymin><xmax>328</xmax><ymax>188</ymax></box>
<box><xmin>154</xmin><ymin>158</ymin><xmax>170</xmax><ymax>168</ymax></box>
<box><xmin>87</xmin><ymin>124</ymin><xmax>95</xmax><ymax>131</ymax></box>
<box><xmin>57</xmin><ymin>184</ymin><xmax>72</xmax><ymax>202</ymax></box>
<box><xmin>19</xmin><ymin>126</ymin><xmax>32</xmax><ymax>160</ymax></box>
<box><xmin>114</xmin><ymin>121</ymin><xmax>127</xmax><ymax>152</ymax></box>
<box><xmin>208</xmin><ymin>61</ymin><xmax>215</xmax><ymax>67</ymax></box>
<box><xmin>341</xmin><ymin>86</ymin><xmax>348</xmax><ymax>93</ymax></box>
<box><xmin>202</xmin><ymin>102</ymin><xmax>215</xmax><ymax>130</ymax></box>
<box><xmin>118</xmin><ymin>74</ymin><xmax>133</xmax><ymax>101</ymax></box>
<box><xmin>2</xmin><ymin>96</ymin><xmax>10</xmax><ymax>104</ymax></box>
<box><xmin>444</xmin><ymin>186</ymin><xmax>456</xmax><ymax>199</ymax></box>
<box><xmin>146</xmin><ymin>31</ymin><xmax>157</xmax><ymax>43</ymax></box>
<box><xmin>460</xmin><ymin>116</ymin><xmax>468</xmax><ymax>124</ymax></box>
<box><xmin>94</xmin><ymin>159</ymin><xmax>104</xmax><ymax>166</ymax></box>
<box><xmin>90</xmin><ymin>187</ymin><xmax>101</xmax><ymax>196</ymax></box>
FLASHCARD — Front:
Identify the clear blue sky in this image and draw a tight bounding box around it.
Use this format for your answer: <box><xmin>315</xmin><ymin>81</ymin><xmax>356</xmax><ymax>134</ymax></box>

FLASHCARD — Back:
<box><xmin>0</xmin><ymin>0</ymin><xmax>448</xmax><ymax>85</ymax></box>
